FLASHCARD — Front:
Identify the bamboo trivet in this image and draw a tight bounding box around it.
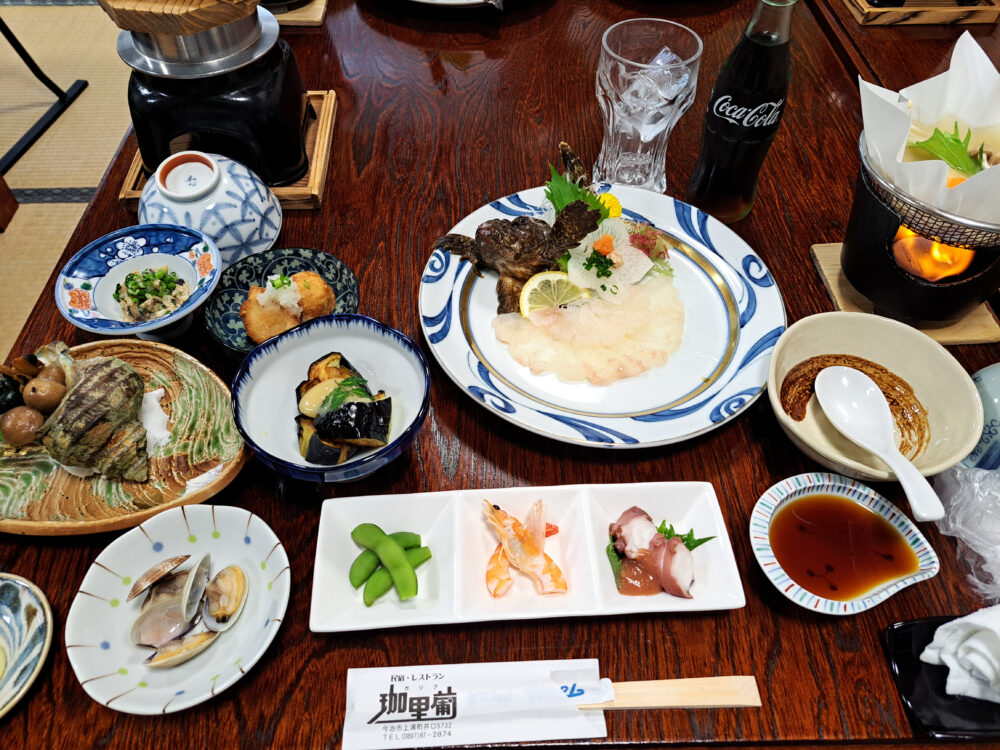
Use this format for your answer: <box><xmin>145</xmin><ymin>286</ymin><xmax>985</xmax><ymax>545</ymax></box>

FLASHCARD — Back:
<box><xmin>119</xmin><ymin>89</ymin><xmax>337</xmax><ymax>211</ymax></box>
<box><xmin>811</xmin><ymin>243</ymin><xmax>1000</xmax><ymax>345</ymax></box>
<box><xmin>275</xmin><ymin>0</ymin><xmax>328</xmax><ymax>27</ymax></box>
<box><xmin>841</xmin><ymin>0</ymin><xmax>999</xmax><ymax>24</ymax></box>
<box><xmin>578</xmin><ymin>676</ymin><xmax>761</xmax><ymax>710</ymax></box>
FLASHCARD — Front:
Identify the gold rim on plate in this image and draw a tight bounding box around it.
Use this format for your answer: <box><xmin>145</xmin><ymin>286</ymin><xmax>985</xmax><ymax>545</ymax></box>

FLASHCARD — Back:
<box><xmin>458</xmin><ymin>230</ymin><xmax>741</xmax><ymax>419</ymax></box>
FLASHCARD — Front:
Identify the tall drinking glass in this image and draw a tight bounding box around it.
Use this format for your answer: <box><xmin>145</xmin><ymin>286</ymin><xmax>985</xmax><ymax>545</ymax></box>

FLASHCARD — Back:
<box><xmin>593</xmin><ymin>18</ymin><xmax>703</xmax><ymax>194</ymax></box>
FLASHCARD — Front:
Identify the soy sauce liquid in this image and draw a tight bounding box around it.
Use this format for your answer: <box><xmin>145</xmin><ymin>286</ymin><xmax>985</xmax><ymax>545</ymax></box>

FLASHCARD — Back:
<box><xmin>769</xmin><ymin>494</ymin><xmax>919</xmax><ymax>601</ymax></box>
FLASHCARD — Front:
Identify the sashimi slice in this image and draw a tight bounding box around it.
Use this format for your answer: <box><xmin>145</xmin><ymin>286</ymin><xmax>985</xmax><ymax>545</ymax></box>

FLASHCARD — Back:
<box><xmin>567</xmin><ymin>242</ymin><xmax>653</xmax><ymax>303</ymax></box>
<box><xmin>492</xmin><ymin>275</ymin><xmax>684</xmax><ymax>386</ymax></box>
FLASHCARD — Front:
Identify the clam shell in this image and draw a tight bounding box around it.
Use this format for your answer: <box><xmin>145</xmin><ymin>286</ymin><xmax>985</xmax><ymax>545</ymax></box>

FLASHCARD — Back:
<box><xmin>130</xmin><ymin>596</ymin><xmax>192</xmax><ymax>648</ymax></box>
<box><xmin>180</xmin><ymin>553</ymin><xmax>211</xmax><ymax>622</ymax></box>
<box><xmin>144</xmin><ymin>630</ymin><xmax>218</xmax><ymax>669</ymax></box>
<box><xmin>202</xmin><ymin>564</ymin><xmax>248</xmax><ymax>633</ymax></box>
<box><xmin>127</xmin><ymin>555</ymin><xmax>190</xmax><ymax>602</ymax></box>
<box><xmin>141</xmin><ymin>570</ymin><xmax>188</xmax><ymax>611</ymax></box>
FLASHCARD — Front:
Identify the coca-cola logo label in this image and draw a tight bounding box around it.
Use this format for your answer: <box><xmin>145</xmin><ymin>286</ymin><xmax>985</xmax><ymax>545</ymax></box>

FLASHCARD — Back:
<box><xmin>711</xmin><ymin>96</ymin><xmax>784</xmax><ymax>128</ymax></box>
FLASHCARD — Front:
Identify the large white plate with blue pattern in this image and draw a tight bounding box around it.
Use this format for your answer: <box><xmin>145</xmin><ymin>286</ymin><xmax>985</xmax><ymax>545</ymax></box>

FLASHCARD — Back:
<box><xmin>418</xmin><ymin>184</ymin><xmax>786</xmax><ymax>447</ymax></box>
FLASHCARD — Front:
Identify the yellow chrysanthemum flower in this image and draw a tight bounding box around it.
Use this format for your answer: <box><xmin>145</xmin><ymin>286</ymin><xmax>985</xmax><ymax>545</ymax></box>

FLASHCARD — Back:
<box><xmin>599</xmin><ymin>192</ymin><xmax>622</xmax><ymax>218</ymax></box>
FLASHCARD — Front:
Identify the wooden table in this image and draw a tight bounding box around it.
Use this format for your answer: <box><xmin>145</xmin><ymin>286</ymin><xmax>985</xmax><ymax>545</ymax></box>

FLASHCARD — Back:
<box><xmin>3</xmin><ymin>0</ymin><xmax>997</xmax><ymax>745</ymax></box>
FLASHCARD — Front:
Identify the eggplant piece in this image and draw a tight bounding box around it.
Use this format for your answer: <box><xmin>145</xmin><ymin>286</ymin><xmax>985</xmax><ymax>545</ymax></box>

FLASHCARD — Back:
<box><xmin>295</xmin><ymin>352</ymin><xmax>373</xmax><ymax>404</ymax></box>
<box><xmin>296</xmin><ymin>415</ymin><xmax>354</xmax><ymax>465</ymax></box>
<box><xmin>313</xmin><ymin>396</ymin><xmax>392</xmax><ymax>447</ymax></box>
<box><xmin>0</xmin><ymin>374</ymin><xmax>24</xmax><ymax>413</ymax></box>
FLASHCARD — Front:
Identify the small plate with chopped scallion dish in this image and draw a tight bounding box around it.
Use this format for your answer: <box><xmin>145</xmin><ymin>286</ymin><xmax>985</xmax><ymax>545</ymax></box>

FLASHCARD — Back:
<box><xmin>55</xmin><ymin>224</ymin><xmax>222</xmax><ymax>341</ymax></box>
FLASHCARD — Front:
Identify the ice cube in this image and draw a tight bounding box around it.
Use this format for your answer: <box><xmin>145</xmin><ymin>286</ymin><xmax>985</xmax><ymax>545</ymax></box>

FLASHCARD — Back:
<box><xmin>646</xmin><ymin>47</ymin><xmax>691</xmax><ymax>101</ymax></box>
<box><xmin>620</xmin><ymin>71</ymin><xmax>664</xmax><ymax>113</ymax></box>
<box><xmin>647</xmin><ymin>47</ymin><xmax>682</xmax><ymax>68</ymax></box>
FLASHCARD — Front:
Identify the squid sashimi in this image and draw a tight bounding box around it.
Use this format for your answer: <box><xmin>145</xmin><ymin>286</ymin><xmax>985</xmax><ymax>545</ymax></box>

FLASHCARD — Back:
<box><xmin>492</xmin><ymin>275</ymin><xmax>684</xmax><ymax>386</ymax></box>
<box><xmin>483</xmin><ymin>500</ymin><xmax>567</xmax><ymax>596</ymax></box>
<box><xmin>609</xmin><ymin>506</ymin><xmax>695</xmax><ymax>598</ymax></box>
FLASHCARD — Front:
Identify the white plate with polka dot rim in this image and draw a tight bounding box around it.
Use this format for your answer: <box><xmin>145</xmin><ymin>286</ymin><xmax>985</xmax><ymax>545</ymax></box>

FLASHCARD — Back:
<box><xmin>64</xmin><ymin>505</ymin><xmax>290</xmax><ymax>714</ymax></box>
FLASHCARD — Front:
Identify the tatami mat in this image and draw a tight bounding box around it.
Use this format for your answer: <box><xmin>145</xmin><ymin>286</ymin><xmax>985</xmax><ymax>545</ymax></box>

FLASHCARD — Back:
<box><xmin>0</xmin><ymin>5</ymin><xmax>131</xmax><ymax>357</ymax></box>
<box><xmin>1</xmin><ymin>6</ymin><xmax>130</xmax><ymax>186</ymax></box>
<box><xmin>0</xmin><ymin>203</ymin><xmax>87</xmax><ymax>354</ymax></box>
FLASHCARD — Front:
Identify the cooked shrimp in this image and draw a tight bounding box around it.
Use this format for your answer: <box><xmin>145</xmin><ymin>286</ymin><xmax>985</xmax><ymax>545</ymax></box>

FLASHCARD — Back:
<box><xmin>486</xmin><ymin>543</ymin><xmax>514</xmax><ymax>597</ymax></box>
<box><xmin>482</xmin><ymin>500</ymin><xmax>567</xmax><ymax>595</ymax></box>
<box><xmin>485</xmin><ymin>522</ymin><xmax>559</xmax><ymax>598</ymax></box>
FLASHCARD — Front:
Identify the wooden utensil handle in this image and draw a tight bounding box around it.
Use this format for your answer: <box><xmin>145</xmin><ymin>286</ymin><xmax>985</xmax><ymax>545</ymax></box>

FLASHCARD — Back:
<box><xmin>578</xmin><ymin>676</ymin><xmax>761</xmax><ymax>710</ymax></box>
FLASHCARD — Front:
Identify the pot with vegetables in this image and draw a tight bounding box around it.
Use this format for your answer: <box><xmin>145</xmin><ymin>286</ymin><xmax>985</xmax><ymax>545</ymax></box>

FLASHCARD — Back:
<box><xmin>841</xmin><ymin>132</ymin><xmax>1000</xmax><ymax>323</ymax></box>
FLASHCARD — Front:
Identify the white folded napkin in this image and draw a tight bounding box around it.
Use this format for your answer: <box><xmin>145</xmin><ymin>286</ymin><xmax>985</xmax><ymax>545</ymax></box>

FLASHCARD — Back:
<box><xmin>920</xmin><ymin>604</ymin><xmax>1000</xmax><ymax>703</ymax></box>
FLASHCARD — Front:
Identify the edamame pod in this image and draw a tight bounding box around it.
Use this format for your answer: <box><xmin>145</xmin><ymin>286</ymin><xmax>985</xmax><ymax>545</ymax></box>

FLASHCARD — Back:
<box><xmin>363</xmin><ymin>547</ymin><xmax>432</xmax><ymax>607</ymax></box>
<box><xmin>351</xmin><ymin>523</ymin><xmax>418</xmax><ymax>600</ymax></box>
<box><xmin>349</xmin><ymin>531</ymin><xmax>422</xmax><ymax>589</ymax></box>
<box><xmin>389</xmin><ymin>531</ymin><xmax>421</xmax><ymax>549</ymax></box>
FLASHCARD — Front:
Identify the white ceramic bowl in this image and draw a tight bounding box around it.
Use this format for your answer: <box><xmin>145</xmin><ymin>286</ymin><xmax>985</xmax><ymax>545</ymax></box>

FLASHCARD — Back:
<box><xmin>232</xmin><ymin>315</ymin><xmax>431</xmax><ymax>482</ymax></box>
<box><xmin>138</xmin><ymin>151</ymin><xmax>282</xmax><ymax>268</ymax></box>
<box><xmin>64</xmin><ymin>504</ymin><xmax>290</xmax><ymax>715</ymax></box>
<box><xmin>750</xmin><ymin>472</ymin><xmax>939</xmax><ymax>615</ymax></box>
<box><xmin>767</xmin><ymin>311</ymin><xmax>982</xmax><ymax>480</ymax></box>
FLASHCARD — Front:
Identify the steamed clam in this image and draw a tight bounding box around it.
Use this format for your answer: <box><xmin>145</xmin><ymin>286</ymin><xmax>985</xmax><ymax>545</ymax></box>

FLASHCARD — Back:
<box><xmin>131</xmin><ymin>598</ymin><xmax>193</xmax><ymax>648</ymax></box>
<box><xmin>129</xmin><ymin>555</ymin><xmax>249</xmax><ymax>669</ymax></box>
<box><xmin>203</xmin><ymin>564</ymin><xmax>248</xmax><ymax>632</ymax></box>
<box><xmin>141</xmin><ymin>570</ymin><xmax>187</xmax><ymax>610</ymax></box>
<box><xmin>145</xmin><ymin>631</ymin><xmax>218</xmax><ymax>669</ymax></box>
<box><xmin>180</xmin><ymin>554</ymin><xmax>211</xmax><ymax>621</ymax></box>
<box><xmin>127</xmin><ymin>555</ymin><xmax>189</xmax><ymax>601</ymax></box>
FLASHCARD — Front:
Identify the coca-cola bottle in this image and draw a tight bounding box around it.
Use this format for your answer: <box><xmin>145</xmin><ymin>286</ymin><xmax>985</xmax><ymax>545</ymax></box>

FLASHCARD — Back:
<box><xmin>685</xmin><ymin>0</ymin><xmax>795</xmax><ymax>224</ymax></box>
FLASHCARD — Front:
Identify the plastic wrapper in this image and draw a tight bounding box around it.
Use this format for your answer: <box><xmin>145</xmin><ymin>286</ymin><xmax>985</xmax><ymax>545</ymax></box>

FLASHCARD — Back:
<box><xmin>934</xmin><ymin>466</ymin><xmax>1000</xmax><ymax>602</ymax></box>
<box><xmin>859</xmin><ymin>32</ymin><xmax>1000</xmax><ymax>224</ymax></box>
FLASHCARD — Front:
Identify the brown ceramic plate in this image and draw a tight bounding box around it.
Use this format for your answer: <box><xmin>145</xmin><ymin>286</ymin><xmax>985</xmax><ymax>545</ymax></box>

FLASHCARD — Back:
<box><xmin>0</xmin><ymin>340</ymin><xmax>247</xmax><ymax>535</ymax></box>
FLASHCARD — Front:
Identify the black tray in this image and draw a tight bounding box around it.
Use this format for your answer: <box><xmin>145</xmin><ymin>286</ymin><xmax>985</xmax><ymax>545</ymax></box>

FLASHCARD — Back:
<box><xmin>882</xmin><ymin>615</ymin><xmax>1000</xmax><ymax>740</ymax></box>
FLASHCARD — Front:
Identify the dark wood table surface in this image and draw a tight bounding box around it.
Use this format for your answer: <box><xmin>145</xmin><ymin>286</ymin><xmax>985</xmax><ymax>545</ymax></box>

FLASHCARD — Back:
<box><xmin>3</xmin><ymin>0</ymin><xmax>997</xmax><ymax>745</ymax></box>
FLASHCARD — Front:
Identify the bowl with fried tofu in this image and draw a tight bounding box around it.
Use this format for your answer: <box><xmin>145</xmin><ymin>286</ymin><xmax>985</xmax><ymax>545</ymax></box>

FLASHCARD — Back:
<box><xmin>203</xmin><ymin>247</ymin><xmax>359</xmax><ymax>358</ymax></box>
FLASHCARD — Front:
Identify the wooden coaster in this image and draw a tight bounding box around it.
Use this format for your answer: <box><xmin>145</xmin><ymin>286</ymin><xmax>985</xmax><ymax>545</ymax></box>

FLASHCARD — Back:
<box><xmin>841</xmin><ymin>0</ymin><xmax>999</xmax><ymax>25</ymax></box>
<box><xmin>275</xmin><ymin>0</ymin><xmax>329</xmax><ymax>27</ymax></box>
<box><xmin>119</xmin><ymin>89</ymin><xmax>337</xmax><ymax>211</ymax></box>
<box><xmin>811</xmin><ymin>243</ymin><xmax>1000</xmax><ymax>345</ymax></box>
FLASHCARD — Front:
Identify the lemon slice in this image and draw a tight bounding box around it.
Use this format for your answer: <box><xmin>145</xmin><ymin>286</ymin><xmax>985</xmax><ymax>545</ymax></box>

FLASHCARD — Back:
<box><xmin>519</xmin><ymin>271</ymin><xmax>590</xmax><ymax>317</ymax></box>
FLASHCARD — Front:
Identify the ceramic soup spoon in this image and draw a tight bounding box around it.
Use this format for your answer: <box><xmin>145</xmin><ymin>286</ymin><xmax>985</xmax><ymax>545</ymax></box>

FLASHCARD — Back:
<box><xmin>814</xmin><ymin>366</ymin><xmax>945</xmax><ymax>522</ymax></box>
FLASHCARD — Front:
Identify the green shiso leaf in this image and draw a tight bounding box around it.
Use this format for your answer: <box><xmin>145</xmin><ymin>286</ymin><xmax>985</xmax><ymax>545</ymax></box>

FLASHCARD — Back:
<box><xmin>909</xmin><ymin>123</ymin><xmax>984</xmax><ymax>178</ymax></box>
<box><xmin>656</xmin><ymin>520</ymin><xmax>715</xmax><ymax>551</ymax></box>
<box><xmin>544</xmin><ymin>165</ymin><xmax>609</xmax><ymax>220</ymax></box>
<box><xmin>606</xmin><ymin>540</ymin><xmax>623</xmax><ymax>589</ymax></box>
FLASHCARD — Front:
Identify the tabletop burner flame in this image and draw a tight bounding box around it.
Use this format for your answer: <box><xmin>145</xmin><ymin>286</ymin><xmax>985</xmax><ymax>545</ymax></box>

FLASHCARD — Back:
<box><xmin>891</xmin><ymin>226</ymin><xmax>976</xmax><ymax>282</ymax></box>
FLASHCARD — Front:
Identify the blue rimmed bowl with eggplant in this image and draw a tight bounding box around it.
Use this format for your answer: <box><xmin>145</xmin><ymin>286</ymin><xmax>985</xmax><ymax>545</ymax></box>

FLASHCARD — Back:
<box><xmin>231</xmin><ymin>315</ymin><xmax>431</xmax><ymax>482</ymax></box>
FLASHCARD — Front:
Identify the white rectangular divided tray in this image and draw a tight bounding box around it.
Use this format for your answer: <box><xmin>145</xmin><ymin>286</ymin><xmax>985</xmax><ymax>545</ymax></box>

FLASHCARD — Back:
<box><xmin>310</xmin><ymin>482</ymin><xmax>745</xmax><ymax>633</ymax></box>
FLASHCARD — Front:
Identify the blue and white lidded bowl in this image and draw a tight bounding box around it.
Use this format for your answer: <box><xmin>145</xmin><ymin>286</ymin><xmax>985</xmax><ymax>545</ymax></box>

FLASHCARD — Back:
<box><xmin>139</xmin><ymin>151</ymin><xmax>282</xmax><ymax>268</ymax></box>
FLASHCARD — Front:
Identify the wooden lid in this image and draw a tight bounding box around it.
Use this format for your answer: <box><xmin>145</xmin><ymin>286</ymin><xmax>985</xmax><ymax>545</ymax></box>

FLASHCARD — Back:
<box><xmin>98</xmin><ymin>0</ymin><xmax>259</xmax><ymax>36</ymax></box>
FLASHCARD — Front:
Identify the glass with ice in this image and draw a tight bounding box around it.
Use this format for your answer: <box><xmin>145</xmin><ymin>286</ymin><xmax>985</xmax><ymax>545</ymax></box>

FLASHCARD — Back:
<box><xmin>593</xmin><ymin>18</ymin><xmax>703</xmax><ymax>194</ymax></box>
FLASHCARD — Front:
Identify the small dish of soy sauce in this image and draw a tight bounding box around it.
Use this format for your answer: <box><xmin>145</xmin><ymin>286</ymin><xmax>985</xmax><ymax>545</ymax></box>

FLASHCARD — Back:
<box><xmin>749</xmin><ymin>472</ymin><xmax>940</xmax><ymax>615</ymax></box>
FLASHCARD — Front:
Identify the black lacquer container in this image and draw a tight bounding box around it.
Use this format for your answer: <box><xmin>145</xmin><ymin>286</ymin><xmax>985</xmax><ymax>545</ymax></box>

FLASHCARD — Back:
<box><xmin>841</xmin><ymin>135</ymin><xmax>1000</xmax><ymax>323</ymax></box>
<box><xmin>118</xmin><ymin>8</ymin><xmax>314</xmax><ymax>187</ymax></box>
